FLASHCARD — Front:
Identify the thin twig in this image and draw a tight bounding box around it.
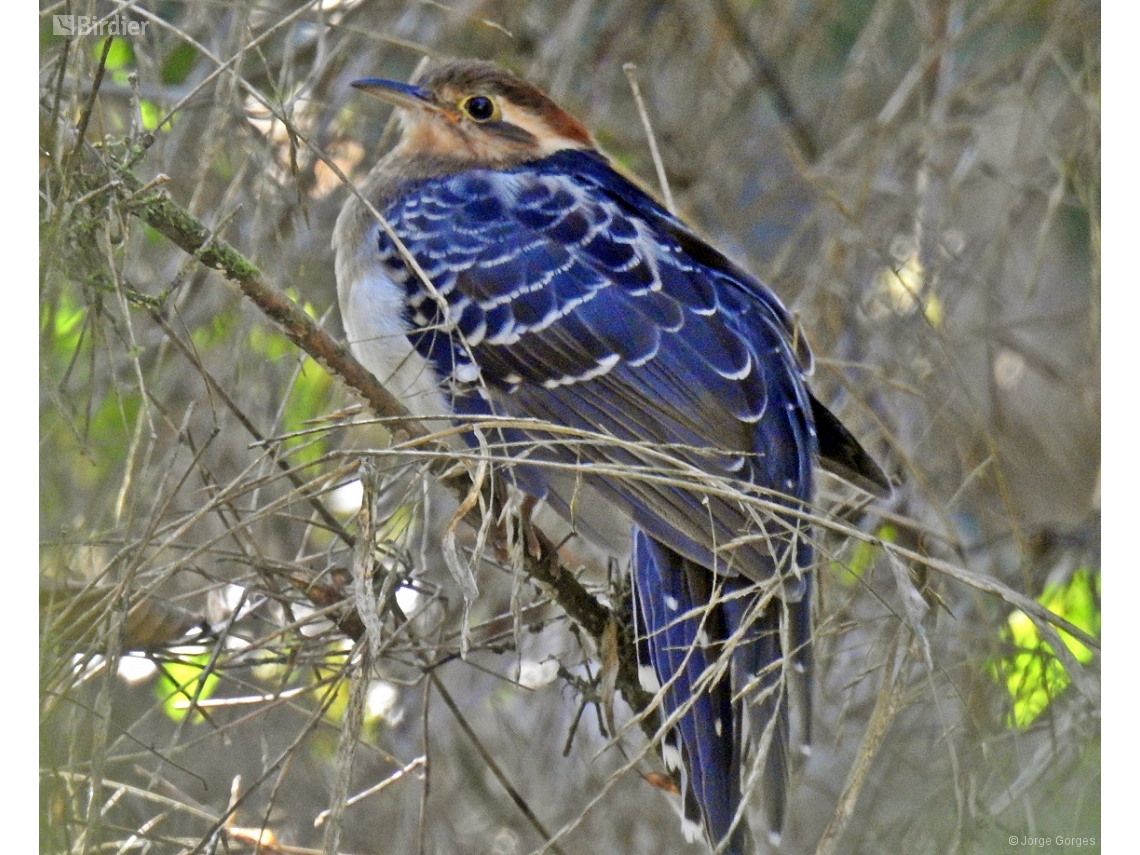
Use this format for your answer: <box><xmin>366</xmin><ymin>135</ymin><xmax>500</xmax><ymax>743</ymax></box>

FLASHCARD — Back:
<box><xmin>814</xmin><ymin>629</ymin><xmax>913</xmax><ymax>855</ymax></box>
<box><xmin>622</xmin><ymin>63</ymin><xmax>675</xmax><ymax>214</ymax></box>
<box><xmin>430</xmin><ymin>672</ymin><xmax>570</xmax><ymax>855</ymax></box>
<box><xmin>708</xmin><ymin>0</ymin><xmax>819</xmax><ymax>162</ymax></box>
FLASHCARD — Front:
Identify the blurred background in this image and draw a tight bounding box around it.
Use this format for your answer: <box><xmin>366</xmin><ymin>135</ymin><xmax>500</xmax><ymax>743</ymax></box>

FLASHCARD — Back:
<box><xmin>40</xmin><ymin>1</ymin><xmax>1100</xmax><ymax>853</ymax></box>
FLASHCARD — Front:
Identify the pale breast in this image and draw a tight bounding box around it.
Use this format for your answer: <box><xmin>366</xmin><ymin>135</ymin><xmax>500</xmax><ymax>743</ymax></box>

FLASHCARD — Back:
<box><xmin>334</xmin><ymin>196</ymin><xmax>452</xmax><ymax>422</ymax></box>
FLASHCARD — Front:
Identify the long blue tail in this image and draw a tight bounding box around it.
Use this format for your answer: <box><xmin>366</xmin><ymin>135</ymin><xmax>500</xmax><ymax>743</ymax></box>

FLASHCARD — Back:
<box><xmin>633</xmin><ymin>528</ymin><xmax>804</xmax><ymax>854</ymax></box>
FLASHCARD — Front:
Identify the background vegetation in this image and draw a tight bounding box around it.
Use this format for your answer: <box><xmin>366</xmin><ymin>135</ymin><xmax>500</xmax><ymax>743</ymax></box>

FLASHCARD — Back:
<box><xmin>40</xmin><ymin>1</ymin><xmax>1100</xmax><ymax>853</ymax></box>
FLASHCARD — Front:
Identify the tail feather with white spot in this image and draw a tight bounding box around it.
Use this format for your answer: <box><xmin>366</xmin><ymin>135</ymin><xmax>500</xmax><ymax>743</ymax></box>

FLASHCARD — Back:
<box><xmin>633</xmin><ymin>528</ymin><xmax>802</xmax><ymax>854</ymax></box>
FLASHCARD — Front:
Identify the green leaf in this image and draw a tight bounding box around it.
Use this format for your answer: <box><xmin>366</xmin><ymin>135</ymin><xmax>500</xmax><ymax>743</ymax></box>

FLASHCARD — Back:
<box><xmin>155</xmin><ymin>652</ymin><xmax>219</xmax><ymax>723</ymax></box>
<box><xmin>41</xmin><ymin>293</ymin><xmax>86</xmax><ymax>352</ymax></box>
<box><xmin>830</xmin><ymin>523</ymin><xmax>897</xmax><ymax>584</ymax></box>
<box><xmin>139</xmin><ymin>101</ymin><xmax>168</xmax><ymax>132</ymax></box>
<box><xmin>161</xmin><ymin>41</ymin><xmax>198</xmax><ymax>85</ymax></box>
<box><xmin>100</xmin><ymin>38</ymin><xmax>135</xmax><ymax>85</ymax></box>
<box><xmin>989</xmin><ymin>568</ymin><xmax>1100</xmax><ymax>728</ymax></box>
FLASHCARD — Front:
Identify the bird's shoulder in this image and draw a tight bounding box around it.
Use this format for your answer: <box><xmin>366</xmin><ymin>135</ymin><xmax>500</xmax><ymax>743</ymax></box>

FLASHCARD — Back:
<box><xmin>373</xmin><ymin>149</ymin><xmax>812</xmax><ymax>371</ymax></box>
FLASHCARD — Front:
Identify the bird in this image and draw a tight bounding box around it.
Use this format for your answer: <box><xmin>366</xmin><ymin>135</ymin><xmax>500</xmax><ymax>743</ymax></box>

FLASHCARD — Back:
<box><xmin>333</xmin><ymin>59</ymin><xmax>889</xmax><ymax>854</ymax></box>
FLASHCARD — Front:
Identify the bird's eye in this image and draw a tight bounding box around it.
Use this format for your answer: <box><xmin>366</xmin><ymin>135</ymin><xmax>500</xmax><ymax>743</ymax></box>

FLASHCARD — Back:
<box><xmin>460</xmin><ymin>95</ymin><xmax>498</xmax><ymax>122</ymax></box>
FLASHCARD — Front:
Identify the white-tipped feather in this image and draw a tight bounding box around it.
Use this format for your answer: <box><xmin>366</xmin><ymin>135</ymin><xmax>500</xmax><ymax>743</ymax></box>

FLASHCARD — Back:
<box><xmin>638</xmin><ymin>665</ymin><xmax>662</xmax><ymax>694</ymax></box>
<box><xmin>662</xmin><ymin>742</ymin><xmax>684</xmax><ymax>772</ymax></box>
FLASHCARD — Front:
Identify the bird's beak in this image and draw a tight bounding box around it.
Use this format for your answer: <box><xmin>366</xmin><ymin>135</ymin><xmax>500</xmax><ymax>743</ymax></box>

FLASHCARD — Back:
<box><xmin>350</xmin><ymin>78</ymin><xmax>442</xmax><ymax>113</ymax></box>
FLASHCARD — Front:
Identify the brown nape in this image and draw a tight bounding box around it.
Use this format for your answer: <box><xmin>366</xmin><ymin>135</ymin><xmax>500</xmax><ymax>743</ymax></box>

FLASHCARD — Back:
<box><xmin>416</xmin><ymin>59</ymin><xmax>593</xmax><ymax>148</ymax></box>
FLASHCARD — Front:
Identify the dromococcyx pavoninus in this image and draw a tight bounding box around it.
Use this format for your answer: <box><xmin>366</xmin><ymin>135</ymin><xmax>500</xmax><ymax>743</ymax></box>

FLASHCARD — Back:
<box><xmin>334</xmin><ymin>59</ymin><xmax>889</xmax><ymax>854</ymax></box>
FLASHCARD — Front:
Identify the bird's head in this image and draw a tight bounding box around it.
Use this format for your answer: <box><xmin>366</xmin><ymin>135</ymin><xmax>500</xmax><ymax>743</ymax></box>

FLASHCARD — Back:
<box><xmin>352</xmin><ymin>60</ymin><xmax>595</xmax><ymax>170</ymax></box>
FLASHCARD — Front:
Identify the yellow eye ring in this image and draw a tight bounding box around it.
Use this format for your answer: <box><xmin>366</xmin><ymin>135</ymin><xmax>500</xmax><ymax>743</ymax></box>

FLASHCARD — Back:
<box><xmin>459</xmin><ymin>95</ymin><xmax>499</xmax><ymax>122</ymax></box>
